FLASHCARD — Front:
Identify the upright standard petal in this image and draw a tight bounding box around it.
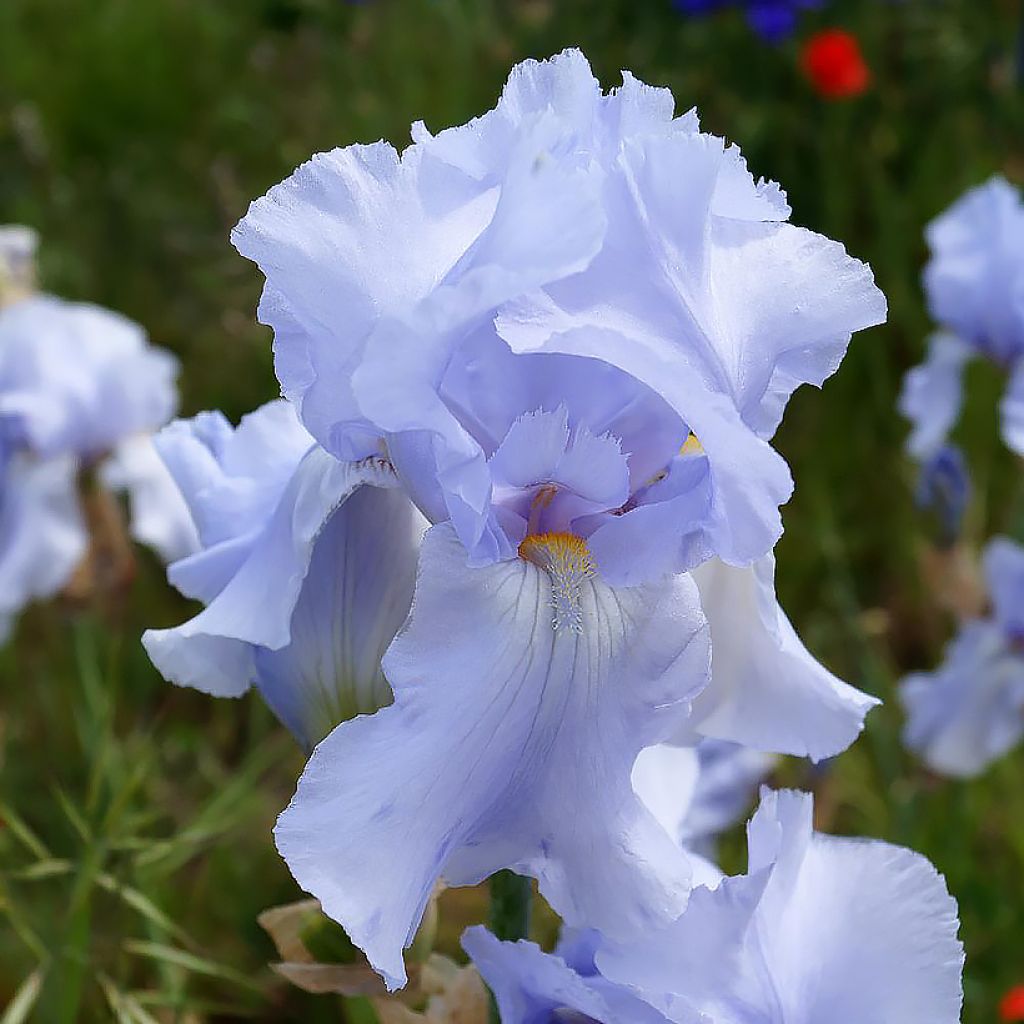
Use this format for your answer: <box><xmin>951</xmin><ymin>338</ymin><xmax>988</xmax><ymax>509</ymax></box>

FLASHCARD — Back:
<box><xmin>236</xmin><ymin>50</ymin><xmax>882</xmax><ymax>577</ymax></box>
<box><xmin>741</xmin><ymin>790</ymin><xmax>964</xmax><ymax>1024</ymax></box>
<box><xmin>275</xmin><ymin>524</ymin><xmax>710</xmax><ymax>990</ymax></box>
<box><xmin>685</xmin><ymin>556</ymin><xmax>878</xmax><ymax>760</ymax></box>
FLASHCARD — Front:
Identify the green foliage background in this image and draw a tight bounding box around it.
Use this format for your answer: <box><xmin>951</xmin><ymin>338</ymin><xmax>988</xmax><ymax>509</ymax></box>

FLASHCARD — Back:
<box><xmin>1</xmin><ymin>0</ymin><xmax>1023</xmax><ymax>1019</ymax></box>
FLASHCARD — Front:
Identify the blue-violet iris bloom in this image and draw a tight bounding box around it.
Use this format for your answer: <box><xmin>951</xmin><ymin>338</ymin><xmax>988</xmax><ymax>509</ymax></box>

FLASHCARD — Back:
<box><xmin>229</xmin><ymin>50</ymin><xmax>885</xmax><ymax>989</ymax></box>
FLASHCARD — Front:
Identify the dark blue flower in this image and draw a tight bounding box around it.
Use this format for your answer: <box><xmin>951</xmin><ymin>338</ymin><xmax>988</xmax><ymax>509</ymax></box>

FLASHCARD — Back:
<box><xmin>673</xmin><ymin>0</ymin><xmax>824</xmax><ymax>42</ymax></box>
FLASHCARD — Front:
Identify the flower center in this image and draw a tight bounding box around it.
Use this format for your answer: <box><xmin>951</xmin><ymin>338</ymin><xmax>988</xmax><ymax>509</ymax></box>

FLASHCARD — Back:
<box><xmin>518</xmin><ymin>530</ymin><xmax>595</xmax><ymax>633</ymax></box>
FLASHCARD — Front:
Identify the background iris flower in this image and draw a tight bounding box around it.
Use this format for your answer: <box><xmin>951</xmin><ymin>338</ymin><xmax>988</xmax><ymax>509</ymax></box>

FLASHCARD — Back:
<box><xmin>901</xmin><ymin>537</ymin><xmax>1024</xmax><ymax>777</ymax></box>
<box><xmin>900</xmin><ymin>177</ymin><xmax>1024</xmax><ymax>459</ymax></box>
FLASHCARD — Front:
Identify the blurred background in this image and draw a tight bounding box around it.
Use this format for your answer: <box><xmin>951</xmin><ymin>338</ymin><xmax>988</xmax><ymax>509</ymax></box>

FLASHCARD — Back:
<box><xmin>1</xmin><ymin>0</ymin><xmax>1023</xmax><ymax>1020</ymax></box>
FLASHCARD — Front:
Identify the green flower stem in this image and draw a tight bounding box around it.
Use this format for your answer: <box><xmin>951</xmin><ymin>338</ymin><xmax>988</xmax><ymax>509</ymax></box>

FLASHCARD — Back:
<box><xmin>487</xmin><ymin>870</ymin><xmax>532</xmax><ymax>1022</ymax></box>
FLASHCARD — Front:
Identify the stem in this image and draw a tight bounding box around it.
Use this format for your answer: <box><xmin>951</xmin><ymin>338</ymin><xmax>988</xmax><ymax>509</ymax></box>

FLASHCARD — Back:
<box><xmin>488</xmin><ymin>870</ymin><xmax>531</xmax><ymax>941</ymax></box>
<box><xmin>488</xmin><ymin>871</ymin><xmax>532</xmax><ymax>1023</ymax></box>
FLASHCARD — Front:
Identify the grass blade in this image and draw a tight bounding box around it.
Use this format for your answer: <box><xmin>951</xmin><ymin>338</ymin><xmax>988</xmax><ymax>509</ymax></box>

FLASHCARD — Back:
<box><xmin>1</xmin><ymin>970</ymin><xmax>44</xmax><ymax>1024</ymax></box>
<box><xmin>123</xmin><ymin>939</ymin><xmax>265</xmax><ymax>994</ymax></box>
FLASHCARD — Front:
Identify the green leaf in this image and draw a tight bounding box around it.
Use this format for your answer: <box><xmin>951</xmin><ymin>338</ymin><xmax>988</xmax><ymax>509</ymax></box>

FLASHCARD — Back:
<box><xmin>52</xmin><ymin>785</ymin><xmax>91</xmax><ymax>844</ymax></box>
<box><xmin>7</xmin><ymin>858</ymin><xmax>73</xmax><ymax>881</ymax></box>
<box><xmin>123</xmin><ymin>940</ymin><xmax>266</xmax><ymax>994</ymax></box>
<box><xmin>0</xmin><ymin>802</ymin><xmax>51</xmax><ymax>861</ymax></box>
<box><xmin>94</xmin><ymin>871</ymin><xmax>190</xmax><ymax>945</ymax></box>
<box><xmin>96</xmin><ymin>973</ymin><xmax>162</xmax><ymax>1024</ymax></box>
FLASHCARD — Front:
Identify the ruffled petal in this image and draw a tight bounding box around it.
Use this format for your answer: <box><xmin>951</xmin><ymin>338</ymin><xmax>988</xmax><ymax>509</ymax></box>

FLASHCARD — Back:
<box><xmin>687</xmin><ymin>556</ymin><xmax>878</xmax><ymax>760</ymax></box>
<box><xmin>747</xmin><ymin>791</ymin><xmax>965</xmax><ymax>1024</ymax></box>
<box><xmin>154</xmin><ymin>401</ymin><xmax>312</xmax><ymax>550</ymax></box>
<box><xmin>275</xmin><ymin>524</ymin><xmax>710</xmax><ymax>989</ymax></box>
<box><xmin>348</xmin><ymin>116</ymin><xmax>608</xmax><ymax>562</ymax></box>
<box><xmin>600</xmin><ymin>789</ymin><xmax>964</xmax><ymax>1024</ymax></box>
<box><xmin>232</xmin><ymin>142</ymin><xmax>498</xmax><ymax>459</ymax></box>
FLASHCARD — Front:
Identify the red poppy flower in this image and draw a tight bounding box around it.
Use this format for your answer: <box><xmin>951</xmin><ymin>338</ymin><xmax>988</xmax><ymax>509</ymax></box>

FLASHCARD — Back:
<box><xmin>801</xmin><ymin>29</ymin><xmax>870</xmax><ymax>99</ymax></box>
<box><xmin>1001</xmin><ymin>985</ymin><xmax>1024</xmax><ymax>1021</ymax></box>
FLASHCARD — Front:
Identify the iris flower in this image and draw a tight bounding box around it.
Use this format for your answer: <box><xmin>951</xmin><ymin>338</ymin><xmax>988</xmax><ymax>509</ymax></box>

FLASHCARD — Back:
<box><xmin>900</xmin><ymin>176</ymin><xmax>1024</xmax><ymax>458</ymax></box>
<box><xmin>143</xmin><ymin>400</ymin><xmax>426</xmax><ymax>749</ymax></box>
<box><xmin>467</xmin><ymin>789</ymin><xmax>964</xmax><ymax>1024</ymax></box>
<box><xmin>221</xmin><ymin>50</ymin><xmax>886</xmax><ymax>988</ymax></box>
<box><xmin>901</xmin><ymin>536</ymin><xmax>1024</xmax><ymax>777</ymax></box>
<box><xmin>0</xmin><ymin>226</ymin><xmax>186</xmax><ymax>634</ymax></box>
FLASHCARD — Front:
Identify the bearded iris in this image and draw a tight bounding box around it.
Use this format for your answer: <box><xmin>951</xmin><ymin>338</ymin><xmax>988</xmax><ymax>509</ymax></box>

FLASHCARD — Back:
<box><xmin>207</xmin><ymin>50</ymin><xmax>889</xmax><ymax>989</ymax></box>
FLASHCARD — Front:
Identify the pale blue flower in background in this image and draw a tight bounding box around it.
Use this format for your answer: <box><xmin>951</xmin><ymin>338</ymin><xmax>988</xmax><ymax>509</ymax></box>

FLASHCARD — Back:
<box><xmin>632</xmin><ymin>738</ymin><xmax>775</xmax><ymax>859</ymax></box>
<box><xmin>466</xmin><ymin>789</ymin><xmax>964</xmax><ymax>1024</ymax></box>
<box><xmin>0</xmin><ymin>429</ymin><xmax>86</xmax><ymax>642</ymax></box>
<box><xmin>0</xmin><ymin>294</ymin><xmax>178</xmax><ymax>462</ymax></box>
<box><xmin>900</xmin><ymin>176</ymin><xmax>1024</xmax><ymax>457</ymax></box>
<box><xmin>901</xmin><ymin>536</ymin><xmax>1024</xmax><ymax>777</ymax></box>
<box><xmin>234</xmin><ymin>50</ymin><xmax>884</xmax><ymax>990</ymax></box>
<box><xmin>0</xmin><ymin>225</ymin><xmax>187</xmax><ymax>632</ymax></box>
<box><xmin>142</xmin><ymin>399</ymin><xmax>426</xmax><ymax>749</ymax></box>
